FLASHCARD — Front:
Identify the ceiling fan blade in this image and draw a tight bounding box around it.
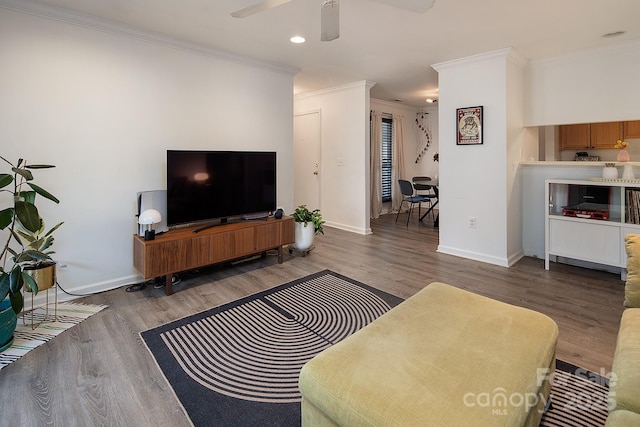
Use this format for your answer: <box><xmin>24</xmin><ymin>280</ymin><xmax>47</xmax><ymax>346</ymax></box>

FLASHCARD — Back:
<box><xmin>370</xmin><ymin>0</ymin><xmax>436</xmax><ymax>13</ymax></box>
<box><xmin>231</xmin><ymin>0</ymin><xmax>293</xmax><ymax>18</ymax></box>
<box><xmin>321</xmin><ymin>0</ymin><xmax>339</xmax><ymax>42</ymax></box>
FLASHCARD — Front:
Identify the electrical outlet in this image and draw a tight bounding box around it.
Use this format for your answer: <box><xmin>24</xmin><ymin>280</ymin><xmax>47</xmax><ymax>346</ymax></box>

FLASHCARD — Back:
<box><xmin>468</xmin><ymin>216</ymin><xmax>477</xmax><ymax>228</ymax></box>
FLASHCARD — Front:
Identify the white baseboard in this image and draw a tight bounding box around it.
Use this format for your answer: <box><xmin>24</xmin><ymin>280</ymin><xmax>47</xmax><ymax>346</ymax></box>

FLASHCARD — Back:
<box><xmin>24</xmin><ymin>274</ymin><xmax>140</xmax><ymax>309</ymax></box>
<box><xmin>323</xmin><ymin>221</ymin><xmax>371</xmax><ymax>235</ymax></box>
<box><xmin>437</xmin><ymin>245</ymin><xmax>510</xmax><ymax>267</ymax></box>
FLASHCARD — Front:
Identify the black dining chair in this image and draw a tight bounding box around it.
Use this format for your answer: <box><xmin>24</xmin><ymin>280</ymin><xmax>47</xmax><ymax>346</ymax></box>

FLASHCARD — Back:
<box><xmin>412</xmin><ymin>176</ymin><xmax>438</xmax><ymax>220</ymax></box>
<box><xmin>395</xmin><ymin>179</ymin><xmax>429</xmax><ymax>226</ymax></box>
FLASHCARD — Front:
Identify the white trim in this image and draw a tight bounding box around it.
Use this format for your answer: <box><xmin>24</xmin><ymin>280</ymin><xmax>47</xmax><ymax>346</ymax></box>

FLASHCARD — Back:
<box><xmin>371</xmin><ymin>98</ymin><xmax>420</xmax><ymax>114</ymax></box>
<box><xmin>324</xmin><ymin>222</ymin><xmax>371</xmax><ymax>235</ymax></box>
<box><xmin>436</xmin><ymin>245</ymin><xmax>510</xmax><ymax>267</ymax></box>
<box><xmin>295</xmin><ymin>80</ymin><xmax>376</xmax><ymax>100</ymax></box>
<box><xmin>528</xmin><ymin>38</ymin><xmax>640</xmax><ymax>66</ymax></box>
<box><xmin>432</xmin><ymin>47</ymin><xmax>515</xmax><ymax>72</ymax></box>
<box><xmin>0</xmin><ymin>0</ymin><xmax>298</xmax><ymax>76</ymax></box>
<box><xmin>26</xmin><ymin>274</ymin><xmax>140</xmax><ymax>308</ymax></box>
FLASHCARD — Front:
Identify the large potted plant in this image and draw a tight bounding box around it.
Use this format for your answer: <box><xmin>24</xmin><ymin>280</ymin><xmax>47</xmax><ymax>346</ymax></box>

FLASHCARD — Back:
<box><xmin>291</xmin><ymin>205</ymin><xmax>324</xmax><ymax>252</ymax></box>
<box><xmin>0</xmin><ymin>157</ymin><xmax>62</xmax><ymax>350</ymax></box>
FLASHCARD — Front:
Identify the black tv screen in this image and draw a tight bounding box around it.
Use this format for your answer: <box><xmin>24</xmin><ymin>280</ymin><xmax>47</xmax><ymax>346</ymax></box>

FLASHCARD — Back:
<box><xmin>166</xmin><ymin>150</ymin><xmax>276</xmax><ymax>226</ymax></box>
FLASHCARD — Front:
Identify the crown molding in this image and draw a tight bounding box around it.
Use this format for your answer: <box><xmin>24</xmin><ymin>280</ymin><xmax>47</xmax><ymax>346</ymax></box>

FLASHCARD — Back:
<box><xmin>0</xmin><ymin>0</ymin><xmax>298</xmax><ymax>76</ymax></box>
<box><xmin>432</xmin><ymin>47</ymin><xmax>522</xmax><ymax>72</ymax></box>
<box><xmin>295</xmin><ymin>80</ymin><xmax>376</xmax><ymax>100</ymax></box>
<box><xmin>528</xmin><ymin>38</ymin><xmax>640</xmax><ymax>67</ymax></box>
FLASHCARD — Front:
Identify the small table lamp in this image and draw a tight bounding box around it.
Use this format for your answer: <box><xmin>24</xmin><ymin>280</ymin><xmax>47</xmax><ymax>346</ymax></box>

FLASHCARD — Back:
<box><xmin>139</xmin><ymin>209</ymin><xmax>162</xmax><ymax>241</ymax></box>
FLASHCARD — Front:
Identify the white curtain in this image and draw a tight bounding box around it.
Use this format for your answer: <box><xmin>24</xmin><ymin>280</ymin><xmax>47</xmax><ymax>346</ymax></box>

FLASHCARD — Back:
<box><xmin>370</xmin><ymin>111</ymin><xmax>383</xmax><ymax>219</ymax></box>
<box><xmin>391</xmin><ymin>114</ymin><xmax>406</xmax><ymax>213</ymax></box>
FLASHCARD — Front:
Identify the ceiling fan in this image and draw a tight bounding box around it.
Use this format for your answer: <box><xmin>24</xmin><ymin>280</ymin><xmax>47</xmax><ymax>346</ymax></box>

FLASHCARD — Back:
<box><xmin>231</xmin><ymin>0</ymin><xmax>436</xmax><ymax>42</ymax></box>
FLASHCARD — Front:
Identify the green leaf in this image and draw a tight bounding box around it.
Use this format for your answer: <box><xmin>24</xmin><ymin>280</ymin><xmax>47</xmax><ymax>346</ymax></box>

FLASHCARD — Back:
<box><xmin>0</xmin><ymin>273</ymin><xmax>9</xmax><ymax>302</ymax></box>
<box><xmin>38</xmin><ymin>236</ymin><xmax>54</xmax><ymax>252</ymax></box>
<box><xmin>15</xmin><ymin>250</ymin><xmax>51</xmax><ymax>264</ymax></box>
<box><xmin>0</xmin><ymin>173</ymin><xmax>12</xmax><ymax>189</ymax></box>
<box><xmin>15</xmin><ymin>201</ymin><xmax>40</xmax><ymax>232</ymax></box>
<box><xmin>0</xmin><ymin>207</ymin><xmax>13</xmax><ymax>230</ymax></box>
<box><xmin>12</xmin><ymin>167</ymin><xmax>33</xmax><ymax>181</ymax></box>
<box><xmin>44</xmin><ymin>221</ymin><xmax>63</xmax><ymax>237</ymax></box>
<box><xmin>25</xmin><ymin>164</ymin><xmax>55</xmax><ymax>169</ymax></box>
<box><xmin>22</xmin><ymin>273</ymin><xmax>39</xmax><ymax>296</ymax></box>
<box><xmin>9</xmin><ymin>291</ymin><xmax>23</xmax><ymax>314</ymax></box>
<box><xmin>18</xmin><ymin>190</ymin><xmax>36</xmax><ymax>204</ymax></box>
<box><xmin>9</xmin><ymin>266</ymin><xmax>23</xmax><ymax>293</ymax></box>
<box><xmin>15</xmin><ymin>229</ymin><xmax>35</xmax><ymax>244</ymax></box>
<box><xmin>27</xmin><ymin>183</ymin><xmax>59</xmax><ymax>204</ymax></box>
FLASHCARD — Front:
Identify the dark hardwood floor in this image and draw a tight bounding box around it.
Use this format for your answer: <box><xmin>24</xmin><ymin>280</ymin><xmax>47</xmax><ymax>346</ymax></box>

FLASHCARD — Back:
<box><xmin>0</xmin><ymin>213</ymin><xmax>625</xmax><ymax>425</ymax></box>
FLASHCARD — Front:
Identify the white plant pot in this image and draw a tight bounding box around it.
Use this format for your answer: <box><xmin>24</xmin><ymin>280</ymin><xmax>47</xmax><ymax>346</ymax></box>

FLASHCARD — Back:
<box><xmin>294</xmin><ymin>222</ymin><xmax>315</xmax><ymax>251</ymax></box>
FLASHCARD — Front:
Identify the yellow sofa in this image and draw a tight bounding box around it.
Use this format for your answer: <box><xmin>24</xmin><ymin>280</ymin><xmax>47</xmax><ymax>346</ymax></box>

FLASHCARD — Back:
<box><xmin>299</xmin><ymin>282</ymin><xmax>559</xmax><ymax>427</ymax></box>
<box><xmin>605</xmin><ymin>235</ymin><xmax>640</xmax><ymax>426</ymax></box>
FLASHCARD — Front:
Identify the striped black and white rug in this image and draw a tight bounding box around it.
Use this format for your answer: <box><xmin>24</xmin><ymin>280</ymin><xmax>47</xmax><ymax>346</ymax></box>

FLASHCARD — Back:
<box><xmin>0</xmin><ymin>302</ymin><xmax>108</xmax><ymax>371</ymax></box>
<box><xmin>541</xmin><ymin>360</ymin><xmax>609</xmax><ymax>427</ymax></box>
<box><xmin>141</xmin><ymin>270</ymin><xmax>610</xmax><ymax>427</ymax></box>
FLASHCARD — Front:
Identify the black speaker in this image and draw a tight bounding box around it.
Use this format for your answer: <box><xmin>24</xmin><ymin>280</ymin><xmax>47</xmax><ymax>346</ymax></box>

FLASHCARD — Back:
<box><xmin>274</xmin><ymin>208</ymin><xmax>284</xmax><ymax>219</ymax></box>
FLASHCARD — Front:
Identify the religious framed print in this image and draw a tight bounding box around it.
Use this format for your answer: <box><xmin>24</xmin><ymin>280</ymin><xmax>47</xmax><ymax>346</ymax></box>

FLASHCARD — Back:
<box><xmin>456</xmin><ymin>106</ymin><xmax>483</xmax><ymax>145</ymax></box>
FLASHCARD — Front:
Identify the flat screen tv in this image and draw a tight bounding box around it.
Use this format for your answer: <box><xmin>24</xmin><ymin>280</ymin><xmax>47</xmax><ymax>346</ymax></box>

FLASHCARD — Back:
<box><xmin>166</xmin><ymin>150</ymin><xmax>276</xmax><ymax>227</ymax></box>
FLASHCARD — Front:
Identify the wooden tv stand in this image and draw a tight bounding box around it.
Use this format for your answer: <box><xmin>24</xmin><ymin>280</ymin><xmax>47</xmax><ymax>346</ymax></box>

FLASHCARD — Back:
<box><xmin>133</xmin><ymin>216</ymin><xmax>295</xmax><ymax>295</ymax></box>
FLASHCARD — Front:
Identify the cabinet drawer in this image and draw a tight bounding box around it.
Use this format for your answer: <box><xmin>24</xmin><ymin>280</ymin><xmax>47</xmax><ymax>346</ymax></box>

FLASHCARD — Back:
<box><xmin>549</xmin><ymin>219</ymin><xmax>621</xmax><ymax>266</ymax></box>
<box><xmin>146</xmin><ymin>235</ymin><xmax>210</xmax><ymax>276</ymax></box>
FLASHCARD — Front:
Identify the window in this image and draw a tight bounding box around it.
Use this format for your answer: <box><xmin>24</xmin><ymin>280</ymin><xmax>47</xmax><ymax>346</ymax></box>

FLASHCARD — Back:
<box><xmin>381</xmin><ymin>117</ymin><xmax>393</xmax><ymax>202</ymax></box>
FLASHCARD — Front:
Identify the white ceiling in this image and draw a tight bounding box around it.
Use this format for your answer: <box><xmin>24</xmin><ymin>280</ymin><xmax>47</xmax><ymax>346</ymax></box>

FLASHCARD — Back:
<box><xmin>17</xmin><ymin>0</ymin><xmax>640</xmax><ymax>107</ymax></box>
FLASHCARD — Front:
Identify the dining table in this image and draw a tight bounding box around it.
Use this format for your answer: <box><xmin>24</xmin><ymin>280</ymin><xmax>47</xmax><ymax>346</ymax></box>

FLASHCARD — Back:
<box><xmin>412</xmin><ymin>178</ymin><xmax>439</xmax><ymax>227</ymax></box>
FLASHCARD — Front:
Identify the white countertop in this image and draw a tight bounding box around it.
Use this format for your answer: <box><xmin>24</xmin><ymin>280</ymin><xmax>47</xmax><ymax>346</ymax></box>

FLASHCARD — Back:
<box><xmin>520</xmin><ymin>161</ymin><xmax>640</xmax><ymax>166</ymax></box>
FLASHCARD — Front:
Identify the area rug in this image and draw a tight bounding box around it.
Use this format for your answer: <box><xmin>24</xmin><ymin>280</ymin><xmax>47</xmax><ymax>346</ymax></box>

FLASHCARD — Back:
<box><xmin>141</xmin><ymin>270</ymin><xmax>402</xmax><ymax>426</ymax></box>
<box><xmin>540</xmin><ymin>360</ymin><xmax>609</xmax><ymax>427</ymax></box>
<box><xmin>141</xmin><ymin>271</ymin><xmax>610</xmax><ymax>427</ymax></box>
<box><xmin>0</xmin><ymin>302</ymin><xmax>108</xmax><ymax>370</ymax></box>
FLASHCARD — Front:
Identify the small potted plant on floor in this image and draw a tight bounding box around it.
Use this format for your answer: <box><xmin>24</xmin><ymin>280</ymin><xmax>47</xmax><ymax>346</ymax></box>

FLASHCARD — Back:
<box><xmin>0</xmin><ymin>156</ymin><xmax>62</xmax><ymax>350</ymax></box>
<box><xmin>292</xmin><ymin>205</ymin><xmax>324</xmax><ymax>252</ymax></box>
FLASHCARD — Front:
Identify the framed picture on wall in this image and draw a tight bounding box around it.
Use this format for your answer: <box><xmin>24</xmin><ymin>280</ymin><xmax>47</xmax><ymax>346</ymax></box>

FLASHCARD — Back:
<box><xmin>456</xmin><ymin>106</ymin><xmax>483</xmax><ymax>145</ymax></box>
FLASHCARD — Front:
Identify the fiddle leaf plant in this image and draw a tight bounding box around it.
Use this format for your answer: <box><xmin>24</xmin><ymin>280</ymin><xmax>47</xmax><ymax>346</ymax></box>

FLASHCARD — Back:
<box><xmin>0</xmin><ymin>156</ymin><xmax>62</xmax><ymax>314</ymax></box>
<box><xmin>292</xmin><ymin>205</ymin><xmax>325</xmax><ymax>235</ymax></box>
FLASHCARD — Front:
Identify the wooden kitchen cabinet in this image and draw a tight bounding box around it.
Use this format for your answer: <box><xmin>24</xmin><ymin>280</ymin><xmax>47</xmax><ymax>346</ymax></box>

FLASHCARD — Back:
<box><xmin>590</xmin><ymin>121</ymin><xmax>623</xmax><ymax>149</ymax></box>
<box><xmin>559</xmin><ymin>122</ymin><xmax>622</xmax><ymax>150</ymax></box>
<box><xmin>624</xmin><ymin>120</ymin><xmax>640</xmax><ymax>139</ymax></box>
<box><xmin>559</xmin><ymin>124</ymin><xmax>590</xmax><ymax>150</ymax></box>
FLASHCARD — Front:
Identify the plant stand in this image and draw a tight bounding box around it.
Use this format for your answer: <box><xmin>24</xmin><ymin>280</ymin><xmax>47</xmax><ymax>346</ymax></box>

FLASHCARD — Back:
<box><xmin>288</xmin><ymin>244</ymin><xmax>315</xmax><ymax>257</ymax></box>
<box><xmin>22</xmin><ymin>283</ymin><xmax>58</xmax><ymax>330</ymax></box>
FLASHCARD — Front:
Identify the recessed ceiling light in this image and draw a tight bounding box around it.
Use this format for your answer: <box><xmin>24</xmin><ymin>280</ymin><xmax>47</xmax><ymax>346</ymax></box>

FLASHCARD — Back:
<box><xmin>290</xmin><ymin>36</ymin><xmax>306</xmax><ymax>44</ymax></box>
<box><xmin>602</xmin><ymin>31</ymin><xmax>625</xmax><ymax>38</ymax></box>
<box><xmin>426</xmin><ymin>98</ymin><xmax>438</xmax><ymax>103</ymax></box>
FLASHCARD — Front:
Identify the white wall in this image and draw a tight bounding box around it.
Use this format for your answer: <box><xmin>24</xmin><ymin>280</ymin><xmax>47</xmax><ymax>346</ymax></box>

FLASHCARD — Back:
<box><xmin>294</xmin><ymin>81</ymin><xmax>374</xmax><ymax>234</ymax></box>
<box><xmin>433</xmin><ymin>48</ymin><xmax>527</xmax><ymax>267</ymax></box>
<box><xmin>526</xmin><ymin>40</ymin><xmax>640</xmax><ymax>126</ymax></box>
<box><xmin>0</xmin><ymin>7</ymin><xmax>295</xmax><ymax>296</ymax></box>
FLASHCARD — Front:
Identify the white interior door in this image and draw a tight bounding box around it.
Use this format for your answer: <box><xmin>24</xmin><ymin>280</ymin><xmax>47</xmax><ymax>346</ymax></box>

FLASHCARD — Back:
<box><xmin>293</xmin><ymin>111</ymin><xmax>321</xmax><ymax>210</ymax></box>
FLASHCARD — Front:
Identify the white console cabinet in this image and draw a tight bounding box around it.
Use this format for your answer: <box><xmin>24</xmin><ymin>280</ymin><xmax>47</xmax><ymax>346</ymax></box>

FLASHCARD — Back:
<box><xmin>545</xmin><ymin>178</ymin><xmax>640</xmax><ymax>277</ymax></box>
